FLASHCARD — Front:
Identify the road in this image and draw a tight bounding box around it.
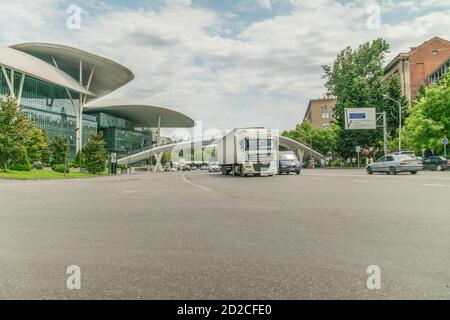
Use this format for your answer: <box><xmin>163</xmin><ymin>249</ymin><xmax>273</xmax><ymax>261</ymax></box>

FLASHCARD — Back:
<box><xmin>0</xmin><ymin>169</ymin><xmax>449</xmax><ymax>299</ymax></box>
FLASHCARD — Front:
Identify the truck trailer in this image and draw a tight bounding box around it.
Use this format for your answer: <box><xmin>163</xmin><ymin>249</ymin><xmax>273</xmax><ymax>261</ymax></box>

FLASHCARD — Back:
<box><xmin>217</xmin><ymin>128</ymin><xmax>278</xmax><ymax>176</ymax></box>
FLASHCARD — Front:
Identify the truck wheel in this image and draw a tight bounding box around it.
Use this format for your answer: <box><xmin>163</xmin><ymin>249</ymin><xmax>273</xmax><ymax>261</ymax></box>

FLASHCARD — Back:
<box><xmin>240</xmin><ymin>165</ymin><xmax>246</xmax><ymax>177</ymax></box>
<box><xmin>232</xmin><ymin>165</ymin><xmax>239</xmax><ymax>176</ymax></box>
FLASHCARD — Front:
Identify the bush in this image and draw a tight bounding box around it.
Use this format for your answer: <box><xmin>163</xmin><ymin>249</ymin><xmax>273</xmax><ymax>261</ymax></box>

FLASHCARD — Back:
<box><xmin>10</xmin><ymin>150</ymin><xmax>32</xmax><ymax>171</ymax></box>
<box><xmin>84</xmin><ymin>131</ymin><xmax>107</xmax><ymax>174</ymax></box>
<box><xmin>52</xmin><ymin>164</ymin><xmax>69</xmax><ymax>173</ymax></box>
<box><xmin>329</xmin><ymin>159</ymin><xmax>344</xmax><ymax>168</ymax></box>
<box><xmin>117</xmin><ymin>164</ymin><xmax>127</xmax><ymax>170</ymax></box>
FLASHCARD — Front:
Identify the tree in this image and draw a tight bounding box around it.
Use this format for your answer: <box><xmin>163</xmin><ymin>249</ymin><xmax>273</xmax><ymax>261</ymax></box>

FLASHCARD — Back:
<box><xmin>26</xmin><ymin>127</ymin><xmax>50</xmax><ymax>164</ymax></box>
<box><xmin>84</xmin><ymin>131</ymin><xmax>107</xmax><ymax>174</ymax></box>
<box><xmin>402</xmin><ymin>73</ymin><xmax>450</xmax><ymax>154</ymax></box>
<box><xmin>0</xmin><ymin>98</ymin><xmax>33</xmax><ymax>172</ymax></box>
<box><xmin>50</xmin><ymin>135</ymin><xmax>68</xmax><ymax>165</ymax></box>
<box><xmin>282</xmin><ymin>120</ymin><xmax>339</xmax><ymax>156</ymax></box>
<box><xmin>322</xmin><ymin>38</ymin><xmax>407</xmax><ymax>158</ymax></box>
<box><xmin>161</xmin><ymin>151</ymin><xmax>172</xmax><ymax>166</ymax></box>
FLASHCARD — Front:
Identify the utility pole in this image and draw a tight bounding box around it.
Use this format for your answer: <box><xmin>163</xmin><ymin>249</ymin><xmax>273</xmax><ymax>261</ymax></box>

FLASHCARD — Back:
<box><xmin>383</xmin><ymin>94</ymin><xmax>403</xmax><ymax>152</ymax></box>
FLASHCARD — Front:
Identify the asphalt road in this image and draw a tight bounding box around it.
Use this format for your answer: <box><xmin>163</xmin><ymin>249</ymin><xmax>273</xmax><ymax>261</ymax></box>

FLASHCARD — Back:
<box><xmin>0</xmin><ymin>169</ymin><xmax>449</xmax><ymax>299</ymax></box>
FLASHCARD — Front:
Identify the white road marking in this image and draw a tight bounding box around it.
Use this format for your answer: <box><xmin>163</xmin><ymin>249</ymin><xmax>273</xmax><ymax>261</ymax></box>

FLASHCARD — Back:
<box><xmin>123</xmin><ymin>189</ymin><xmax>174</xmax><ymax>194</ymax></box>
<box><xmin>353</xmin><ymin>180</ymin><xmax>369</xmax><ymax>183</ymax></box>
<box><xmin>421</xmin><ymin>184</ymin><xmax>450</xmax><ymax>188</ymax></box>
<box><xmin>182</xmin><ymin>173</ymin><xmax>213</xmax><ymax>192</ymax></box>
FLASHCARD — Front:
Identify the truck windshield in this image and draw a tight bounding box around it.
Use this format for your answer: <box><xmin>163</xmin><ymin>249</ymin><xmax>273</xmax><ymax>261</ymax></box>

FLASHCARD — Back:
<box><xmin>242</xmin><ymin>138</ymin><xmax>273</xmax><ymax>151</ymax></box>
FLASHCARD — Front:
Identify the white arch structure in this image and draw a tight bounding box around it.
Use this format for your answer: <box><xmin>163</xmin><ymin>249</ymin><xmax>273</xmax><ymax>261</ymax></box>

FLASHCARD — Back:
<box><xmin>117</xmin><ymin>135</ymin><xmax>325</xmax><ymax>171</ymax></box>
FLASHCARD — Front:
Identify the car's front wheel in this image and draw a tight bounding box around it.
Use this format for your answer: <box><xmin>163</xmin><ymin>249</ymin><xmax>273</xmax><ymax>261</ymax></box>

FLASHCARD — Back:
<box><xmin>411</xmin><ymin>171</ymin><xmax>417</xmax><ymax>175</ymax></box>
<box><xmin>367</xmin><ymin>167</ymin><xmax>373</xmax><ymax>175</ymax></box>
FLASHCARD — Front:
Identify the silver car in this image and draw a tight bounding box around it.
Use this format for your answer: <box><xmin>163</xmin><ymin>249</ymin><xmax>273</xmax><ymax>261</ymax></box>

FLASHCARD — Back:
<box><xmin>366</xmin><ymin>155</ymin><xmax>423</xmax><ymax>175</ymax></box>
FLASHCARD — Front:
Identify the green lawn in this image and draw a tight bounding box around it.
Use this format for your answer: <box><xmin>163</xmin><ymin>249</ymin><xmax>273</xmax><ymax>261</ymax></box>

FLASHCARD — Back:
<box><xmin>0</xmin><ymin>169</ymin><xmax>110</xmax><ymax>180</ymax></box>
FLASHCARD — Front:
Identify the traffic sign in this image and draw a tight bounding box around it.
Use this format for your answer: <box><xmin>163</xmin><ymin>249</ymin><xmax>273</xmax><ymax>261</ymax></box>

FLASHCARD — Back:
<box><xmin>345</xmin><ymin>108</ymin><xmax>377</xmax><ymax>130</ymax></box>
<box><xmin>356</xmin><ymin>146</ymin><xmax>361</xmax><ymax>153</ymax></box>
<box><xmin>442</xmin><ymin>138</ymin><xmax>448</xmax><ymax>145</ymax></box>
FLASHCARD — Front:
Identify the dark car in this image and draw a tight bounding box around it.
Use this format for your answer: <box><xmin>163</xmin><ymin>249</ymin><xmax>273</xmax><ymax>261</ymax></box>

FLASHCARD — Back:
<box><xmin>278</xmin><ymin>151</ymin><xmax>301</xmax><ymax>175</ymax></box>
<box><xmin>423</xmin><ymin>156</ymin><xmax>450</xmax><ymax>171</ymax></box>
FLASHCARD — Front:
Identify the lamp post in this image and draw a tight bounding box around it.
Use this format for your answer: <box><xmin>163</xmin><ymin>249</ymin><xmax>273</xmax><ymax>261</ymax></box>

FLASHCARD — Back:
<box><xmin>61</xmin><ymin>107</ymin><xmax>68</xmax><ymax>177</ymax></box>
<box><xmin>383</xmin><ymin>94</ymin><xmax>403</xmax><ymax>153</ymax></box>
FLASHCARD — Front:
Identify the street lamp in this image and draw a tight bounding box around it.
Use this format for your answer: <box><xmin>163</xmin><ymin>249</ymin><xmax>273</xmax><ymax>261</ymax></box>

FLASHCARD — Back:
<box><xmin>61</xmin><ymin>107</ymin><xmax>68</xmax><ymax>177</ymax></box>
<box><xmin>383</xmin><ymin>94</ymin><xmax>403</xmax><ymax>153</ymax></box>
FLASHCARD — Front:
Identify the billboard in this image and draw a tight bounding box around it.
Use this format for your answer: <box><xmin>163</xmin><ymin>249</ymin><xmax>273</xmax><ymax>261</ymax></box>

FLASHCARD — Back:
<box><xmin>345</xmin><ymin>108</ymin><xmax>376</xmax><ymax>130</ymax></box>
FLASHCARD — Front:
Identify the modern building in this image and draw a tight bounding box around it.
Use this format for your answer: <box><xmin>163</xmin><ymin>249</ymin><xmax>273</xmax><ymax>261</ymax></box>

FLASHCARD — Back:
<box><xmin>384</xmin><ymin>36</ymin><xmax>450</xmax><ymax>103</ymax></box>
<box><xmin>0</xmin><ymin>43</ymin><xmax>194</xmax><ymax>160</ymax></box>
<box><xmin>303</xmin><ymin>98</ymin><xmax>337</xmax><ymax>129</ymax></box>
<box><xmin>84</xmin><ymin>100</ymin><xmax>194</xmax><ymax>158</ymax></box>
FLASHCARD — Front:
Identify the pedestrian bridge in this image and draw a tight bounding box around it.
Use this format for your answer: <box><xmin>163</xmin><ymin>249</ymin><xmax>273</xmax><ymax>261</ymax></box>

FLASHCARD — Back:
<box><xmin>117</xmin><ymin>136</ymin><xmax>325</xmax><ymax>171</ymax></box>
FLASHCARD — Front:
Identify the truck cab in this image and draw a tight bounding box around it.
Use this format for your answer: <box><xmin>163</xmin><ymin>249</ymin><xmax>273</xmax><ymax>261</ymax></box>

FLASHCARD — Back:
<box><xmin>218</xmin><ymin>128</ymin><xmax>278</xmax><ymax>177</ymax></box>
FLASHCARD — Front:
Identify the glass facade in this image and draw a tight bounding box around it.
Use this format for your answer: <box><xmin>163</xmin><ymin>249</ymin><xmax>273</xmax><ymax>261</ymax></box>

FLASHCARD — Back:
<box><xmin>89</xmin><ymin>112</ymin><xmax>152</xmax><ymax>158</ymax></box>
<box><xmin>1</xmin><ymin>67</ymin><xmax>151</xmax><ymax>160</ymax></box>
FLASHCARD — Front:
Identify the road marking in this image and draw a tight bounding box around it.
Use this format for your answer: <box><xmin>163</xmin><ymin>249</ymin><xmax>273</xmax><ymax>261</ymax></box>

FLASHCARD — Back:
<box><xmin>182</xmin><ymin>173</ymin><xmax>213</xmax><ymax>192</ymax></box>
<box><xmin>421</xmin><ymin>184</ymin><xmax>450</xmax><ymax>188</ymax></box>
<box><xmin>314</xmin><ymin>177</ymin><xmax>325</xmax><ymax>180</ymax></box>
<box><xmin>353</xmin><ymin>179</ymin><xmax>369</xmax><ymax>183</ymax></box>
<box><xmin>123</xmin><ymin>189</ymin><xmax>174</xmax><ymax>194</ymax></box>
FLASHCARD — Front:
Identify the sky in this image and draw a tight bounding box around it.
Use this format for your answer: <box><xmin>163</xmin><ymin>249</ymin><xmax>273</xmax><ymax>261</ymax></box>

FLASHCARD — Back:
<box><xmin>0</xmin><ymin>0</ymin><xmax>449</xmax><ymax>134</ymax></box>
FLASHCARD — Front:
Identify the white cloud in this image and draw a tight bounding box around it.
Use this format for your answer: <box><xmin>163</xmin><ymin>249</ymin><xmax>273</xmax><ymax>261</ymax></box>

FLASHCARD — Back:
<box><xmin>0</xmin><ymin>0</ymin><xmax>449</xmax><ymax>132</ymax></box>
<box><xmin>258</xmin><ymin>0</ymin><xmax>272</xmax><ymax>10</ymax></box>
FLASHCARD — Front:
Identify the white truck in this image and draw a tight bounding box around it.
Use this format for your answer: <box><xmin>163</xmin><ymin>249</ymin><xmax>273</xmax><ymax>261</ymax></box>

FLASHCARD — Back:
<box><xmin>217</xmin><ymin>127</ymin><xmax>278</xmax><ymax>177</ymax></box>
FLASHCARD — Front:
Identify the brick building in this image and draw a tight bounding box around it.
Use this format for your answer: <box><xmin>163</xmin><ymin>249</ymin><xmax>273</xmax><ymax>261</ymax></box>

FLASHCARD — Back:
<box><xmin>384</xmin><ymin>36</ymin><xmax>450</xmax><ymax>104</ymax></box>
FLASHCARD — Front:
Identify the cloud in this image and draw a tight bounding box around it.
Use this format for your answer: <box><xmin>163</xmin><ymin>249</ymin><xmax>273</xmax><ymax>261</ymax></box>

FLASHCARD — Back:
<box><xmin>258</xmin><ymin>0</ymin><xmax>272</xmax><ymax>10</ymax></box>
<box><xmin>0</xmin><ymin>0</ymin><xmax>449</xmax><ymax>132</ymax></box>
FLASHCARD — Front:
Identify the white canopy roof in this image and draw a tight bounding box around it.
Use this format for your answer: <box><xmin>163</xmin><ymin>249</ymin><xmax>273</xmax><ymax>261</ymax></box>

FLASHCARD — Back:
<box><xmin>11</xmin><ymin>43</ymin><xmax>134</xmax><ymax>101</ymax></box>
<box><xmin>84</xmin><ymin>100</ymin><xmax>195</xmax><ymax>128</ymax></box>
<box><xmin>0</xmin><ymin>47</ymin><xmax>94</xmax><ymax>96</ymax></box>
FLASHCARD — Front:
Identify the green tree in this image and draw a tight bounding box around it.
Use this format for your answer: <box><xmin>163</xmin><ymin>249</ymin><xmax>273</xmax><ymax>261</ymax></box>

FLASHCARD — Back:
<box><xmin>383</xmin><ymin>75</ymin><xmax>408</xmax><ymax>137</ymax></box>
<box><xmin>402</xmin><ymin>73</ymin><xmax>450</xmax><ymax>154</ymax></box>
<box><xmin>50</xmin><ymin>135</ymin><xmax>68</xmax><ymax>165</ymax></box>
<box><xmin>84</xmin><ymin>131</ymin><xmax>107</xmax><ymax>174</ymax></box>
<box><xmin>9</xmin><ymin>147</ymin><xmax>32</xmax><ymax>171</ymax></box>
<box><xmin>161</xmin><ymin>151</ymin><xmax>172</xmax><ymax>166</ymax></box>
<box><xmin>0</xmin><ymin>98</ymin><xmax>33</xmax><ymax>172</ymax></box>
<box><xmin>26</xmin><ymin>127</ymin><xmax>51</xmax><ymax>164</ymax></box>
<box><xmin>322</xmin><ymin>38</ymin><xmax>407</xmax><ymax>158</ymax></box>
<box><xmin>282</xmin><ymin>120</ymin><xmax>339</xmax><ymax>156</ymax></box>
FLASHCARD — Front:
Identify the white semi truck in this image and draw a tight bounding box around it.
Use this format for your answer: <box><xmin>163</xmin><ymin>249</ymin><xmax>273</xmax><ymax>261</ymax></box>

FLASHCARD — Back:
<box><xmin>217</xmin><ymin>127</ymin><xmax>278</xmax><ymax>177</ymax></box>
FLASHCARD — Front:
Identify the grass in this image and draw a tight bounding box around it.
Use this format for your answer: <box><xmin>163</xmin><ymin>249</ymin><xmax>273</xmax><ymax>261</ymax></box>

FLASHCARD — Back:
<box><xmin>0</xmin><ymin>168</ymin><xmax>110</xmax><ymax>180</ymax></box>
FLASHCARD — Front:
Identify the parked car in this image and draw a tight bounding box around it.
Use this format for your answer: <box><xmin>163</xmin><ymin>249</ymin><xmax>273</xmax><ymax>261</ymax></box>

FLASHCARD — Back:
<box><xmin>423</xmin><ymin>156</ymin><xmax>450</xmax><ymax>171</ymax></box>
<box><xmin>208</xmin><ymin>162</ymin><xmax>220</xmax><ymax>173</ymax></box>
<box><xmin>278</xmin><ymin>151</ymin><xmax>301</xmax><ymax>175</ymax></box>
<box><xmin>366</xmin><ymin>154</ymin><xmax>423</xmax><ymax>175</ymax></box>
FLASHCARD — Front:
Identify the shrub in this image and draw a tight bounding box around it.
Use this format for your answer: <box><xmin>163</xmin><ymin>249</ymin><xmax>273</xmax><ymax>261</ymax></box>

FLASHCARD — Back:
<box><xmin>9</xmin><ymin>150</ymin><xmax>32</xmax><ymax>171</ymax></box>
<box><xmin>52</xmin><ymin>164</ymin><xmax>69</xmax><ymax>173</ymax></box>
<box><xmin>84</xmin><ymin>131</ymin><xmax>107</xmax><ymax>174</ymax></box>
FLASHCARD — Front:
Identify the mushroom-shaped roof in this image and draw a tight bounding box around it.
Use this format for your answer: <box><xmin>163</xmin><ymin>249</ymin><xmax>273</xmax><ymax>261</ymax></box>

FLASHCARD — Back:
<box><xmin>10</xmin><ymin>43</ymin><xmax>134</xmax><ymax>101</ymax></box>
<box><xmin>0</xmin><ymin>47</ymin><xmax>94</xmax><ymax>96</ymax></box>
<box><xmin>84</xmin><ymin>100</ymin><xmax>195</xmax><ymax>128</ymax></box>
